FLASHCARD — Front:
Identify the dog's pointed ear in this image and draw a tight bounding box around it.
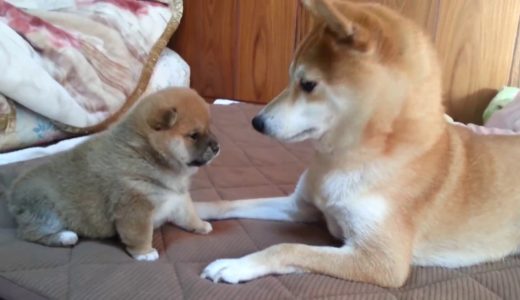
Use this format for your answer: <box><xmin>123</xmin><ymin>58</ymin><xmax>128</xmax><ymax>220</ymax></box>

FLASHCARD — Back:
<box><xmin>301</xmin><ymin>0</ymin><xmax>372</xmax><ymax>52</ymax></box>
<box><xmin>148</xmin><ymin>107</ymin><xmax>178</xmax><ymax>131</ymax></box>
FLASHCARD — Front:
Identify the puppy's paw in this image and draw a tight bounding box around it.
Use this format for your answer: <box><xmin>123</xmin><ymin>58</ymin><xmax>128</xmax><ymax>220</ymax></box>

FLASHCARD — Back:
<box><xmin>194</xmin><ymin>221</ymin><xmax>213</xmax><ymax>235</ymax></box>
<box><xmin>131</xmin><ymin>248</ymin><xmax>159</xmax><ymax>261</ymax></box>
<box><xmin>57</xmin><ymin>231</ymin><xmax>78</xmax><ymax>246</ymax></box>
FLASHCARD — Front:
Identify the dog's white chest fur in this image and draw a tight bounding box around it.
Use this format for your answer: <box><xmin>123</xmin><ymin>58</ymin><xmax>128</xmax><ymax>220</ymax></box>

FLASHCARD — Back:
<box><xmin>314</xmin><ymin>170</ymin><xmax>389</xmax><ymax>240</ymax></box>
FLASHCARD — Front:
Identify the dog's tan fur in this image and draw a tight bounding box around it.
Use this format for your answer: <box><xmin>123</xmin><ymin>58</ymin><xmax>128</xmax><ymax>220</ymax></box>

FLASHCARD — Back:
<box><xmin>8</xmin><ymin>88</ymin><xmax>219</xmax><ymax>261</ymax></box>
<box><xmin>196</xmin><ymin>0</ymin><xmax>520</xmax><ymax>287</ymax></box>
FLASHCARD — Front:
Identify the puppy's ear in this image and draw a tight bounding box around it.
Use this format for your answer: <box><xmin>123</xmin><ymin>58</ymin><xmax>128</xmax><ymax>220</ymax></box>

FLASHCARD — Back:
<box><xmin>301</xmin><ymin>0</ymin><xmax>372</xmax><ymax>52</ymax></box>
<box><xmin>148</xmin><ymin>107</ymin><xmax>178</xmax><ymax>131</ymax></box>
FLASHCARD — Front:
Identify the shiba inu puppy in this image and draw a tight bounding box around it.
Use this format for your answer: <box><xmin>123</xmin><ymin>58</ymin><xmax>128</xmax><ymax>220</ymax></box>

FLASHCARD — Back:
<box><xmin>195</xmin><ymin>0</ymin><xmax>520</xmax><ymax>287</ymax></box>
<box><xmin>8</xmin><ymin>88</ymin><xmax>219</xmax><ymax>261</ymax></box>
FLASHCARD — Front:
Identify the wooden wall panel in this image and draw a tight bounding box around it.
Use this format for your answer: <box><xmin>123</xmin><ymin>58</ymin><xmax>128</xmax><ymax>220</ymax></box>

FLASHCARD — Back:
<box><xmin>304</xmin><ymin>0</ymin><xmax>519</xmax><ymax>123</ymax></box>
<box><xmin>171</xmin><ymin>0</ymin><xmax>520</xmax><ymax>123</ymax></box>
<box><xmin>434</xmin><ymin>0</ymin><xmax>520</xmax><ymax>123</ymax></box>
<box><xmin>170</xmin><ymin>0</ymin><xmax>237</xmax><ymax>100</ymax></box>
<box><xmin>510</xmin><ymin>19</ymin><xmax>520</xmax><ymax>87</ymax></box>
<box><xmin>355</xmin><ymin>0</ymin><xmax>439</xmax><ymax>37</ymax></box>
<box><xmin>392</xmin><ymin>0</ymin><xmax>439</xmax><ymax>37</ymax></box>
<box><xmin>297</xmin><ymin>0</ymin><xmax>439</xmax><ymax>45</ymax></box>
<box><xmin>296</xmin><ymin>2</ymin><xmax>315</xmax><ymax>47</ymax></box>
<box><xmin>234</xmin><ymin>0</ymin><xmax>298</xmax><ymax>103</ymax></box>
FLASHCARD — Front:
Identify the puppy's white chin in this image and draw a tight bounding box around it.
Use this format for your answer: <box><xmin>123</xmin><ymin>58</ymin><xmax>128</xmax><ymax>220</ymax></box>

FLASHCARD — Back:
<box><xmin>186</xmin><ymin>166</ymin><xmax>199</xmax><ymax>175</ymax></box>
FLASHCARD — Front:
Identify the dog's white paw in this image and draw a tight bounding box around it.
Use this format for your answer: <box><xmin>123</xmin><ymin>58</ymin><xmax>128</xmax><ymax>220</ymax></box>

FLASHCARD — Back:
<box><xmin>58</xmin><ymin>231</ymin><xmax>78</xmax><ymax>246</ymax></box>
<box><xmin>200</xmin><ymin>257</ymin><xmax>268</xmax><ymax>284</ymax></box>
<box><xmin>132</xmin><ymin>249</ymin><xmax>159</xmax><ymax>261</ymax></box>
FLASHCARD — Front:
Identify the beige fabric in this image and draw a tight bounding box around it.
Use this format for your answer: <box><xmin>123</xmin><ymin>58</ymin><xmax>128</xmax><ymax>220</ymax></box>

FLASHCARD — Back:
<box><xmin>0</xmin><ymin>103</ymin><xmax>518</xmax><ymax>299</ymax></box>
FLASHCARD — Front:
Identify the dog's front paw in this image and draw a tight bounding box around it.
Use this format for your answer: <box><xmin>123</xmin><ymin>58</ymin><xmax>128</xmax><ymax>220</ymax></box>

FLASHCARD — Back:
<box><xmin>193</xmin><ymin>221</ymin><xmax>213</xmax><ymax>235</ymax></box>
<box><xmin>131</xmin><ymin>248</ymin><xmax>159</xmax><ymax>261</ymax></box>
<box><xmin>200</xmin><ymin>257</ymin><xmax>267</xmax><ymax>284</ymax></box>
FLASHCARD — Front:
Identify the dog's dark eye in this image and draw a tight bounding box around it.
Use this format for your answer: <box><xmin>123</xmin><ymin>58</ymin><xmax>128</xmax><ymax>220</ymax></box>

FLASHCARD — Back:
<box><xmin>187</xmin><ymin>132</ymin><xmax>200</xmax><ymax>141</ymax></box>
<box><xmin>300</xmin><ymin>79</ymin><xmax>317</xmax><ymax>93</ymax></box>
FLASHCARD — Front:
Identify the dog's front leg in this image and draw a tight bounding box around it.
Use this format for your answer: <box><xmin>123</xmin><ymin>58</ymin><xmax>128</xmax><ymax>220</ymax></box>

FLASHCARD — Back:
<box><xmin>195</xmin><ymin>171</ymin><xmax>321</xmax><ymax>222</ymax></box>
<box><xmin>194</xmin><ymin>194</ymin><xmax>321</xmax><ymax>222</ymax></box>
<box><xmin>201</xmin><ymin>239</ymin><xmax>411</xmax><ymax>288</ymax></box>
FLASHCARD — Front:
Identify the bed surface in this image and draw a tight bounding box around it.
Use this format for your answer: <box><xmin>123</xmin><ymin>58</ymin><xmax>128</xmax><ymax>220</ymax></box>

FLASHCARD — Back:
<box><xmin>1</xmin><ymin>103</ymin><xmax>519</xmax><ymax>300</ymax></box>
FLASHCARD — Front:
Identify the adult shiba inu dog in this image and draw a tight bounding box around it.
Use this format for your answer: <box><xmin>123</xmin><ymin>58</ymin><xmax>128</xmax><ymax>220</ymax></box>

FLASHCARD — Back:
<box><xmin>195</xmin><ymin>0</ymin><xmax>520</xmax><ymax>288</ymax></box>
<box><xmin>8</xmin><ymin>88</ymin><xmax>219</xmax><ymax>261</ymax></box>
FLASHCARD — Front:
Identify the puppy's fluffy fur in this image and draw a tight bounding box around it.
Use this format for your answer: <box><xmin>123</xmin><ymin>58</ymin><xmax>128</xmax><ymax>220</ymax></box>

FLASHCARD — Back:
<box><xmin>8</xmin><ymin>88</ymin><xmax>219</xmax><ymax>261</ymax></box>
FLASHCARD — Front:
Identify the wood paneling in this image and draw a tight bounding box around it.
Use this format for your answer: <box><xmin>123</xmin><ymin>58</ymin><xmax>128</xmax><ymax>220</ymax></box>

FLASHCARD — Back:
<box><xmin>304</xmin><ymin>0</ymin><xmax>520</xmax><ymax>124</ymax></box>
<box><xmin>170</xmin><ymin>0</ymin><xmax>237</xmax><ymax>99</ymax></box>
<box><xmin>510</xmin><ymin>19</ymin><xmax>520</xmax><ymax>87</ymax></box>
<box><xmin>171</xmin><ymin>0</ymin><xmax>520</xmax><ymax>124</ymax></box>
<box><xmin>355</xmin><ymin>0</ymin><xmax>439</xmax><ymax>38</ymax></box>
<box><xmin>434</xmin><ymin>0</ymin><xmax>520</xmax><ymax>123</ymax></box>
<box><xmin>296</xmin><ymin>2</ymin><xmax>315</xmax><ymax>47</ymax></box>
<box><xmin>234</xmin><ymin>0</ymin><xmax>298</xmax><ymax>102</ymax></box>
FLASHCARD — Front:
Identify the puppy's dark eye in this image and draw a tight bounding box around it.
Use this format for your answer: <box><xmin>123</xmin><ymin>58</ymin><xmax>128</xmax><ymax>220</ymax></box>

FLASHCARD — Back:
<box><xmin>300</xmin><ymin>79</ymin><xmax>317</xmax><ymax>93</ymax></box>
<box><xmin>187</xmin><ymin>132</ymin><xmax>200</xmax><ymax>141</ymax></box>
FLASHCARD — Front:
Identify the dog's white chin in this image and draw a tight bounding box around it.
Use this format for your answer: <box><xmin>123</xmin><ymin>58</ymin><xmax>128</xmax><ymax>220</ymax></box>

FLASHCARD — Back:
<box><xmin>275</xmin><ymin>128</ymin><xmax>319</xmax><ymax>143</ymax></box>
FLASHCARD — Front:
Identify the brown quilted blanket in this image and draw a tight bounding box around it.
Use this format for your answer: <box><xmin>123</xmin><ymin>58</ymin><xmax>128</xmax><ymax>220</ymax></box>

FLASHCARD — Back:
<box><xmin>0</xmin><ymin>103</ymin><xmax>519</xmax><ymax>299</ymax></box>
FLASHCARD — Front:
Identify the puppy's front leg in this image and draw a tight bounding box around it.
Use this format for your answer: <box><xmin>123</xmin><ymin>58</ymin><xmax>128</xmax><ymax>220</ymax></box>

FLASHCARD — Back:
<box><xmin>202</xmin><ymin>237</ymin><xmax>412</xmax><ymax>288</ymax></box>
<box><xmin>115</xmin><ymin>198</ymin><xmax>158</xmax><ymax>261</ymax></box>
<box><xmin>171</xmin><ymin>196</ymin><xmax>212</xmax><ymax>234</ymax></box>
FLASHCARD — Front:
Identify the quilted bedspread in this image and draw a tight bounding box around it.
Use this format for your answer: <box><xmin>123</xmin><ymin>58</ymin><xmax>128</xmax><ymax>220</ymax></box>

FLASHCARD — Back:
<box><xmin>1</xmin><ymin>103</ymin><xmax>520</xmax><ymax>299</ymax></box>
<box><xmin>0</xmin><ymin>0</ymin><xmax>183</xmax><ymax>152</ymax></box>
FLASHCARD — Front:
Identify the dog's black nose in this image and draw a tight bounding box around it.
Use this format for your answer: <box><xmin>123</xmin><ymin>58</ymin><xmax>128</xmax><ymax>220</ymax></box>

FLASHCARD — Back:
<box><xmin>251</xmin><ymin>116</ymin><xmax>265</xmax><ymax>133</ymax></box>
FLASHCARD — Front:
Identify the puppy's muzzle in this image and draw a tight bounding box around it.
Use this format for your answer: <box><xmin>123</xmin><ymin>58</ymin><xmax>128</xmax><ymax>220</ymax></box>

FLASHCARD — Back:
<box><xmin>187</xmin><ymin>137</ymin><xmax>220</xmax><ymax>167</ymax></box>
<box><xmin>209</xmin><ymin>140</ymin><xmax>220</xmax><ymax>154</ymax></box>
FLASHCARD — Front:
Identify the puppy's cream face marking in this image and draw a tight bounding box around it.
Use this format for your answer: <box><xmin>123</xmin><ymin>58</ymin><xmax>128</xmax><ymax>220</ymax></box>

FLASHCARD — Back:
<box><xmin>164</xmin><ymin>128</ymin><xmax>219</xmax><ymax>169</ymax></box>
<box><xmin>167</xmin><ymin>137</ymin><xmax>192</xmax><ymax>166</ymax></box>
<box><xmin>144</xmin><ymin>90</ymin><xmax>220</xmax><ymax>170</ymax></box>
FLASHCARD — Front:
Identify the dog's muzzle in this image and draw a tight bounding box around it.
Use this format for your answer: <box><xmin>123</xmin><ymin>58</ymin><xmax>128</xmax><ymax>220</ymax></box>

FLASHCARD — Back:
<box><xmin>252</xmin><ymin>116</ymin><xmax>266</xmax><ymax>134</ymax></box>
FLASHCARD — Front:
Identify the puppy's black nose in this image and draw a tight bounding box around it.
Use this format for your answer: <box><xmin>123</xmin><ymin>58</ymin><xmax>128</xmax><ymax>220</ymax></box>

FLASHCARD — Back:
<box><xmin>209</xmin><ymin>141</ymin><xmax>220</xmax><ymax>154</ymax></box>
<box><xmin>251</xmin><ymin>116</ymin><xmax>265</xmax><ymax>133</ymax></box>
